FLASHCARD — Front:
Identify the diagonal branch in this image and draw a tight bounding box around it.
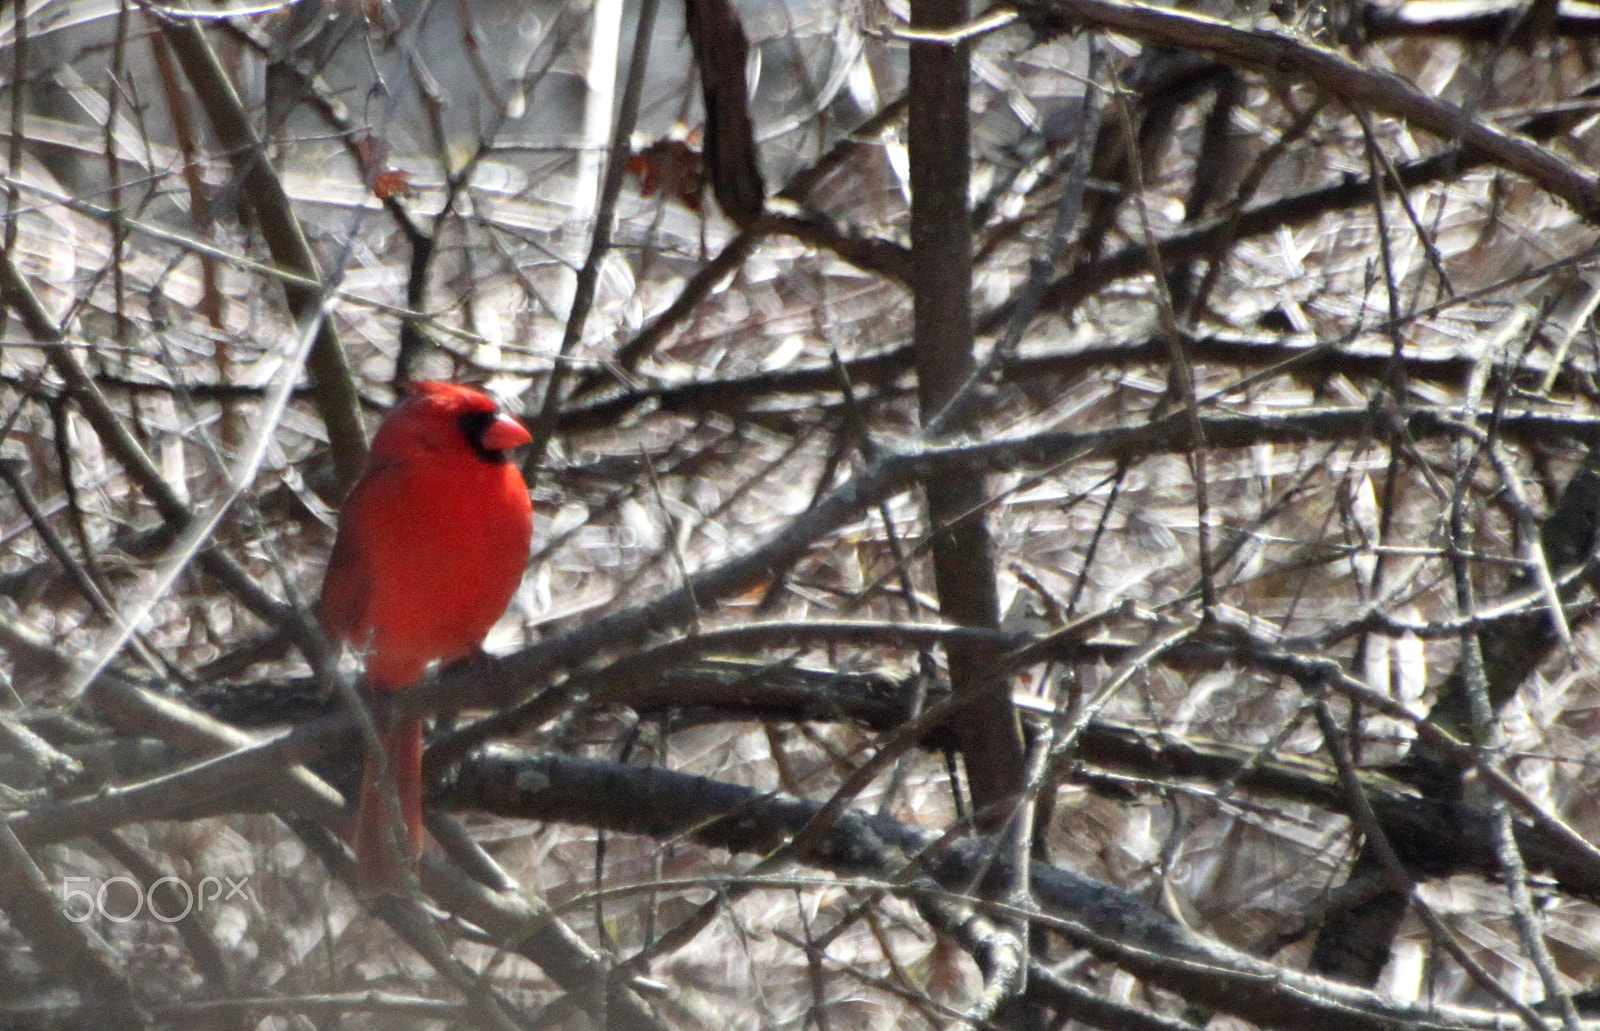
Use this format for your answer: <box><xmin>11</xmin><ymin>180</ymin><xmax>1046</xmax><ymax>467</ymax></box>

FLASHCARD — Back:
<box><xmin>447</xmin><ymin>748</ymin><xmax>1569</xmax><ymax>1031</ymax></box>
<box><xmin>151</xmin><ymin>15</ymin><xmax>368</xmax><ymax>486</ymax></box>
<box><xmin>1008</xmin><ymin>0</ymin><xmax>1600</xmax><ymax>219</ymax></box>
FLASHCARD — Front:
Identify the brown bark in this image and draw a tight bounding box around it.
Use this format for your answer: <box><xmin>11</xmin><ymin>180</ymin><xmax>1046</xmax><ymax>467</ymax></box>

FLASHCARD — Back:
<box><xmin>156</xmin><ymin>19</ymin><xmax>368</xmax><ymax>487</ymax></box>
<box><xmin>909</xmin><ymin>0</ymin><xmax>1025</xmax><ymax>826</ymax></box>
<box><xmin>683</xmin><ymin>0</ymin><xmax>766</xmax><ymax>226</ymax></box>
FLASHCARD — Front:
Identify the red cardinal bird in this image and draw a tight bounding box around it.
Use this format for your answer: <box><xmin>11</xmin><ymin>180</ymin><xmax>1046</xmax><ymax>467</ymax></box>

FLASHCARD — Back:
<box><xmin>319</xmin><ymin>381</ymin><xmax>533</xmax><ymax>892</ymax></box>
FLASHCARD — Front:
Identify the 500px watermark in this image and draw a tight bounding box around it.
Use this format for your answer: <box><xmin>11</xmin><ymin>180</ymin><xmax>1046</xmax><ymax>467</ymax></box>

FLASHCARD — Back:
<box><xmin>61</xmin><ymin>875</ymin><xmax>249</xmax><ymax>923</ymax></box>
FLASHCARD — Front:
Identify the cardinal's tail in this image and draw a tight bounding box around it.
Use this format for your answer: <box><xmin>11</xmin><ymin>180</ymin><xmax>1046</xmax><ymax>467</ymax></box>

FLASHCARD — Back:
<box><xmin>353</xmin><ymin>716</ymin><xmax>424</xmax><ymax>895</ymax></box>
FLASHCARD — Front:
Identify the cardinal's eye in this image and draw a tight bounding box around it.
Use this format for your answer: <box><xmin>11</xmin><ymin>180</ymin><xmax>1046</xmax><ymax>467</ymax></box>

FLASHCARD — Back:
<box><xmin>457</xmin><ymin>410</ymin><xmax>505</xmax><ymax>461</ymax></box>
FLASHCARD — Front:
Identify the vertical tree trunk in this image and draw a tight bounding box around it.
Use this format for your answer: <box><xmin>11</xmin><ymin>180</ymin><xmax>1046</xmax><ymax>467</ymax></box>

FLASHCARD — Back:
<box><xmin>908</xmin><ymin>0</ymin><xmax>1025</xmax><ymax>827</ymax></box>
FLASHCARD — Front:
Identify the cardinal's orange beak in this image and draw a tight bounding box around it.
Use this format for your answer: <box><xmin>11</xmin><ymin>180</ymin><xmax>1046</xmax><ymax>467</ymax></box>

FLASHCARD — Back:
<box><xmin>482</xmin><ymin>413</ymin><xmax>532</xmax><ymax>451</ymax></box>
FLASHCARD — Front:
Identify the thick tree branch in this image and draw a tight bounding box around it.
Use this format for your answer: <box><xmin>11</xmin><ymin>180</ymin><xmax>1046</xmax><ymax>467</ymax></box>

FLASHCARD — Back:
<box><xmin>447</xmin><ymin>748</ymin><xmax>1576</xmax><ymax>1031</ymax></box>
